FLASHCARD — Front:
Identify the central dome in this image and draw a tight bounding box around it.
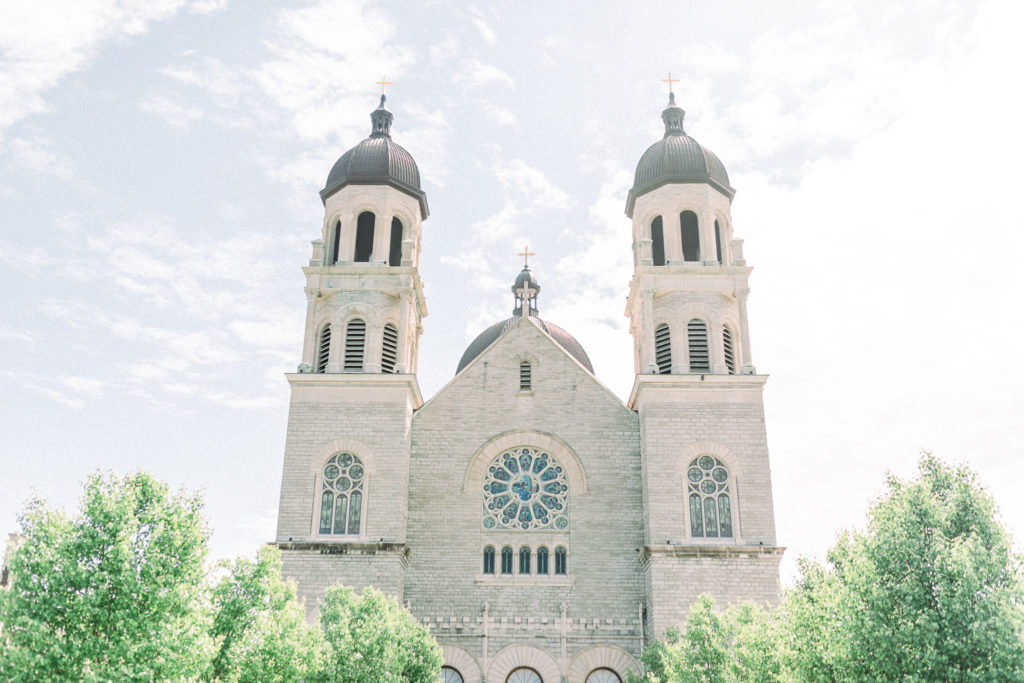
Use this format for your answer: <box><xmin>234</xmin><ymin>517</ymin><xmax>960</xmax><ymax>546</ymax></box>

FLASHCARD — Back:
<box><xmin>320</xmin><ymin>95</ymin><xmax>428</xmax><ymax>217</ymax></box>
<box><xmin>625</xmin><ymin>93</ymin><xmax>734</xmax><ymax>217</ymax></box>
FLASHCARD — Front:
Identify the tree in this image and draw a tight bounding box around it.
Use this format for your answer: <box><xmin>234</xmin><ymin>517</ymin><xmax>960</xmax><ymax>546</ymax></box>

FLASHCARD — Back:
<box><xmin>314</xmin><ymin>584</ymin><xmax>442</xmax><ymax>683</ymax></box>
<box><xmin>0</xmin><ymin>472</ymin><xmax>215</xmax><ymax>682</ymax></box>
<box><xmin>209</xmin><ymin>544</ymin><xmax>322</xmax><ymax>682</ymax></box>
<box><xmin>782</xmin><ymin>453</ymin><xmax>1024</xmax><ymax>681</ymax></box>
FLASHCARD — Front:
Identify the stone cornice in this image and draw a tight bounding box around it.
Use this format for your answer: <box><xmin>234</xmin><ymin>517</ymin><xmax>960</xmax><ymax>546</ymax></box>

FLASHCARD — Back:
<box><xmin>286</xmin><ymin>372</ymin><xmax>423</xmax><ymax>407</ymax></box>
<box><xmin>628</xmin><ymin>372</ymin><xmax>767</xmax><ymax>408</ymax></box>
<box><xmin>639</xmin><ymin>544</ymin><xmax>784</xmax><ymax>562</ymax></box>
<box><xmin>272</xmin><ymin>541</ymin><xmax>409</xmax><ymax>557</ymax></box>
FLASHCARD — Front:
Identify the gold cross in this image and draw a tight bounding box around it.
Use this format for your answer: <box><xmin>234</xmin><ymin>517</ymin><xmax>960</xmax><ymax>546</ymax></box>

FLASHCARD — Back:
<box><xmin>375</xmin><ymin>76</ymin><xmax>394</xmax><ymax>95</ymax></box>
<box><xmin>517</xmin><ymin>244</ymin><xmax>535</xmax><ymax>267</ymax></box>
<box><xmin>661</xmin><ymin>72</ymin><xmax>679</xmax><ymax>93</ymax></box>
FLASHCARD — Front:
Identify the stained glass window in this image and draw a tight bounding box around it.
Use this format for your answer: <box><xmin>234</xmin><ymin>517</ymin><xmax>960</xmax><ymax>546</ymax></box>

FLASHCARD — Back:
<box><xmin>482</xmin><ymin>447</ymin><xmax>568</xmax><ymax>531</ymax></box>
<box><xmin>319</xmin><ymin>453</ymin><xmax>365</xmax><ymax>536</ymax></box>
<box><xmin>554</xmin><ymin>546</ymin><xmax>567</xmax><ymax>575</ymax></box>
<box><xmin>519</xmin><ymin>546</ymin><xmax>531</xmax><ymax>574</ymax></box>
<box><xmin>483</xmin><ymin>546</ymin><xmax>495</xmax><ymax>574</ymax></box>
<box><xmin>586</xmin><ymin>669</ymin><xmax>622</xmax><ymax>683</ymax></box>
<box><xmin>687</xmin><ymin>456</ymin><xmax>732</xmax><ymax>538</ymax></box>
<box><xmin>536</xmin><ymin>546</ymin><xmax>549</xmax><ymax>574</ymax></box>
<box><xmin>437</xmin><ymin>667</ymin><xmax>464</xmax><ymax>683</ymax></box>
<box><xmin>507</xmin><ymin>668</ymin><xmax>542</xmax><ymax>683</ymax></box>
<box><xmin>500</xmin><ymin>546</ymin><xmax>513</xmax><ymax>574</ymax></box>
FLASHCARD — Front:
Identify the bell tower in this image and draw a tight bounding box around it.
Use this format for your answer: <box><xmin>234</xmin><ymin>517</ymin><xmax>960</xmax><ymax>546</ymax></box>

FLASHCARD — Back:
<box><xmin>626</xmin><ymin>92</ymin><xmax>782</xmax><ymax>639</ymax></box>
<box><xmin>275</xmin><ymin>94</ymin><xmax>428</xmax><ymax>613</ymax></box>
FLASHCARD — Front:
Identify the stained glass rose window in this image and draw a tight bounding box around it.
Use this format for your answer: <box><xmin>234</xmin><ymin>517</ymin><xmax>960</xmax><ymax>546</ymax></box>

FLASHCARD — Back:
<box><xmin>319</xmin><ymin>453</ymin><xmax>364</xmax><ymax>535</ymax></box>
<box><xmin>687</xmin><ymin>456</ymin><xmax>732</xmax><ymax>538</ymax></box>
<box><xmin>482</xmin><ymin>447</ymin><xmax>568</xmax><ymax>530</ymax></box>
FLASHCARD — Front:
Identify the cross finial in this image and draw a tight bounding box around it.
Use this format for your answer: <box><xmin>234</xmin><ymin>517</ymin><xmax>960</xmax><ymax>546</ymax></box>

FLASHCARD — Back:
<box><xmin>517</xmin><ymin>244</ymin><xmax>536</xmax><ymax>267</ymax></box>
<box><xmin>661</xmin><ymin>72</ymin><xmax>679</xmax><ymax>93</ymax></box>
<box><xmin>375</xmin><ymin>76</ymin><xmax>394</xmax><ymax>95</ymax></box>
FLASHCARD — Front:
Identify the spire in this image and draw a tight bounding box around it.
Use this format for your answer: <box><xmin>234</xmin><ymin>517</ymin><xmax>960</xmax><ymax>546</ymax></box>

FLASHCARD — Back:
<box><xmin>512</xmin><ymin>266</ymin><xmax>541</xmax><ymax>318</ymax></box>
<box><xmin>370</xmin><ymin>94</ymin><xmax>393</xmax><ymax>138</ymax></box>
<box><xmin>661</xmin><ymin>92</ymin><xmax>685</xmax><ymax>137</ymax></box>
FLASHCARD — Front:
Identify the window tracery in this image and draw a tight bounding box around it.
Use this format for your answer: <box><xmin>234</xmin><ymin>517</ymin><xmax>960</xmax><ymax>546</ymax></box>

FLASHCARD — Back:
<box><xmin>318</xmin><ymin>453</ymin><xmax>365</xmax><ymax>535</ymax></box>
<box><xmin>687</xmin><ymin>456</ymin><xmax>733</xmax><ymax>538</ymax></box>
<box><xmin>482</xmin><ymin>447</ymin><xmax>568</xmax><ymax>531</ymax></box>
<box><xmin>437</xmin><ymin>666</ymin><xmax>464</xmax><ymax>683</ymax></box>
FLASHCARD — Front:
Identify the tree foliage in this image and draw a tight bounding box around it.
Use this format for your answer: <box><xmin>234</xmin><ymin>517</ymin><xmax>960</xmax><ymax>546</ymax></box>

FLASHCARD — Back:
<box><xmin>314</xmin><ymin>584</ymin><xmax>442</xmax><ymax>683</ymax></box>
<box><xmin>0</xmin><ymin>472</ymin><xmax>215</xmax><ymax>682</ymax></box>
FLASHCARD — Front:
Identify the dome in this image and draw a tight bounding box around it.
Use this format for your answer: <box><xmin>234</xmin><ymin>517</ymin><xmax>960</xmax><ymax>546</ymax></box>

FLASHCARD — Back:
<box><xmin>625</xmin><ymin>93</ymin><xmax>735</xmax><ymax>217</ymax></box>
<box><xmin>456</xmin><ymin>317</ymin><xmax>594</xmax><ymax>375</ymax></box>
<box><xmin>320</xmin><ymin>95</ymin><xmax>429</xmax><ymax>217</ymax></box>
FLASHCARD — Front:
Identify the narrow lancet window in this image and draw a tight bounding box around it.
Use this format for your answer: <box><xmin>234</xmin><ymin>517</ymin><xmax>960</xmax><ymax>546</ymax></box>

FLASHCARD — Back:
<box><xmin>651</xmin><ymin>216</ymin><xmax>665</xmax><ymax>266</ymax></box>
<box><xmin>536</xmin><ymin>546</ymin><xmax>549</xmax><ymax>574</ymax></box>
<box><xmin>723</xmin><ymin>326</ymin><xmax>737</xmax><ymax>375</ymax></box>
<box><xmin>382</xmin><ymin>323</ymin><xmax>398</xmax><ymax>373</ymax></box>
<box><xmin>519</xmin><ymin>547</ymin><xmax>531</xmax><ymax>574</ymax></box>
<box><xmin>655</xmin><ymin>324</ymin><xmax>672</xmax><ymax>374</ymax></box>
<box><xmin>388</xmin><ymin>217</ymin><xmax>403</xmax><ymax>266</ymax></box>
<box><xmin>501</xmin><ymin>546</ymin><xmax>513</xmax><ymax>575</ymax></box>
<box><xmin>315</xmin><ymin>324</ymin><xmax>331</xmax><ymax>373</ymax></box>
<box><xmin>520</xmin><ymin>360</ymin><xmax>532</xmax><ymax>390</ymax></box>
<box><xmin>483</xmin><ymin>546</ymin><xmax>495</xmax><ymax>574</ymax></box>
<box><xmin>344</xmin><ymin>318</ymin><xmax>366</xmax><ymax>371</ymax></box>
<box><xmin>329</xmin><ymin>220</ymin><xmax>341</xmax><ymax>265</ymax></box>
<box><xmin>554</xmin><ymin>546</ymin><xmax>567</xmax><ymax>575</ymax></box>
<box><xmin>354</xmin><ymin>211</ymin><xmax>374</xmax><ymax>262</ymax></box>
<box><xmin>687</xmin><ymin>456</ymin><xmax>733</xmax><ymax>538</ymax></box>
<box><xmin>714</xmin><ymin>220</ymin><xmax>723</xmax><ymax>264</ymax></box>
<box><xmin>681</xmin><ymin>211</ymin><xmax>700</xmax><ymax>262</ymax></box>
<box><xmin>687</xmin><ymin>319</ymin><xmax>710</xmax><ymax>372</ymax></box>
<box><xmin>320</xmin><ymin>453</ymin><xmax>365</xmax><ymax>536</ymax></box>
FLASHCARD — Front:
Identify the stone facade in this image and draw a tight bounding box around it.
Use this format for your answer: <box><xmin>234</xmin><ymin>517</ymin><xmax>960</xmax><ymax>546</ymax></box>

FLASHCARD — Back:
<box><xmin>273</xmin><ymin>95</ymin><xmax>782</xmax><ymax>683</ymax></box>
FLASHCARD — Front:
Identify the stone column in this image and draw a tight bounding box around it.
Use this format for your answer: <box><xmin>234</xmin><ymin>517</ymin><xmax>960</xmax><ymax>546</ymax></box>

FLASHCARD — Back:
<box><xmin>665</xmin><ymin>212</ymin><xmax>683</xmax><ymax>264</ymax></box>
<box><xmin>301</xmin><ymin>288</ymin><xmax>318</xmax><ymax>367</ymax></box>
<box><xmin>396</xmin><ymin>290</ymin><xmax>411</xmax><ymax>373</ymax></box>
<box><xmin>702</xmin><ymin>210</ymin><xmax>718</xmax><ymax>265</ymax></box>
<box><xmin>736</xmin><ymin>287</ymin><xmax>756</xmax><ymax>374</ymax></box>
<box><xmin>326</xmin><ymin>322</ymin><xmax>342</xmax><ymax>373</ymax></box>
<box><xmin>642</xmin><ymin>289</ymin><xmax>657</xmax><ymax>374</ymax></box>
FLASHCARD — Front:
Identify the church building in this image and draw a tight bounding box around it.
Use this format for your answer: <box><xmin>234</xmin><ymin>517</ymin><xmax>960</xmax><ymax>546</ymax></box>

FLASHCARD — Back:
<box><xmin>273</xmin><ymin>91</ymin><xmax>783</xmax><ymax>683</ymax></box>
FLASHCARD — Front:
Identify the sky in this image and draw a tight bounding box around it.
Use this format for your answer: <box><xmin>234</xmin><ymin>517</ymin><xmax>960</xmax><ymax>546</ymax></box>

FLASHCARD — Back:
<box><xmin>2</xmin><ymin>0</ymin><xmax>1023</xmax><ymax>586</ymax></box>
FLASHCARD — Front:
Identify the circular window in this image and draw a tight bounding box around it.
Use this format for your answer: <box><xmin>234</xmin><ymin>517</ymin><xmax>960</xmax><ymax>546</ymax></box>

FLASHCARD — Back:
<box><xmin>483</xmin><ymin>447</ymin><xmax>568</xmax><ymax>530</ymax></box>
<box><xmin>437</xmin><ymin>666</ymin><xmax>464</xmax><ymax>683</ymax></box>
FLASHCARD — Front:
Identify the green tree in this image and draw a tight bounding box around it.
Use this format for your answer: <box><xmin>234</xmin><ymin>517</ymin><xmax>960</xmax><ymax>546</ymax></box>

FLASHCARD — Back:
<box><xmin>208</xmin><ymin>544</ymin><xmax>322</xmax><ymax>682</ymax></box>
<box><xmin>782</xmin><ymin>453</ymin><xmax>1024</xmax><ymax>681</ymax></box>
<box><xmin>0</xmin><ymin>472</ymin><xmax>215</xmax><ymax>682</ymax></box>
<box><xmin>314</xmin><ymin>584</ymin><xmax>442</xmax><ymax>683</ymax></box>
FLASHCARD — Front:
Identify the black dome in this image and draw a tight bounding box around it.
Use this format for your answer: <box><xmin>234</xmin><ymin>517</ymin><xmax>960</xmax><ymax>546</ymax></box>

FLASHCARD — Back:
<box><xmin>456</xmin><ymin>317</ymin><xmax>594</xmax><ymax>375</ymax></box>
<box><xmin>625</xmin><ymin>94</ymin><xmax>734</xmax><ymax>216</ymax></box>
<box><xmin>320</xmin><ymin>96</ymin><xmax>428</xmax><ymax>217</ymax></box>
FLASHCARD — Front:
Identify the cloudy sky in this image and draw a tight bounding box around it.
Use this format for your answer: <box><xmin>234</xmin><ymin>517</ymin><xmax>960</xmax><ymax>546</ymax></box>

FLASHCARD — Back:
<box><xmin>2</xmin><ymin>0</ymin><xmax>1023</xmax><ymax>584</ymax></box>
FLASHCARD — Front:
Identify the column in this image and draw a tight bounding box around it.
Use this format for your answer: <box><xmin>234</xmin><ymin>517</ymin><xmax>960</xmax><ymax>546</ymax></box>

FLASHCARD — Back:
<box><xmin>702</xmin><ymin>211</ymin><xmax>718</xmax><ymax>265</ymax></box>
<box><xmin>736</xmin><ymin>287</ymin><xmax>756</xmax><ymax>374</ymax></box>
<box><xmin>395</xmin><ymin>290</ymin><xmax>411</xmax><ymax>373</ymax></box>
<box><xmin>300</xmin><ymin>288</ymin><xmax>318</xmax><ymax>369</ymax></box>
<box><xmin>642</xmin><ymin>289</ymin><xmax>657</xmax><ymax>374</ymax></box>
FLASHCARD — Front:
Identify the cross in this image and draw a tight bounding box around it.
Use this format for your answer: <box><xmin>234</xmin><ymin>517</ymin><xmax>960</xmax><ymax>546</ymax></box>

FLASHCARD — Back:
<box><xmin>375</xmin><ymin>76</ymin><xmax>394</xmax><ymax>95</ymax></box>
<box><xmin>516</xmin><ymin>284</ymin><xmax>538</xmax><ymax>315</ymax></box>
<box><xmin>517</xmin><ymin>244</ymin><xmax>535</xmax><ymax>267</ymax></box>
<box><xmin>661</xmin><ymin>72</ymin><xmax>679</xmax><ymax>93</ymax></box>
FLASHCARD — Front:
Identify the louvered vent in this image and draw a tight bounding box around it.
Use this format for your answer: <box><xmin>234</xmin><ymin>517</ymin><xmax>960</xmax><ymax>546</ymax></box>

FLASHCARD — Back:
<box><xmin>315</xmin><ymin>325</ymin><xmax>331</xmax><ymax>373</ymax></box>
<box><xmin>723</xmin><ymin>326</ymin><xmax>737</xmax><ymax>374</ymax></box>
<box><xmin>687</xmin><ymin>319</ymin><xmax>710</xmax><ymax>372</ymax></box>
<box><xmin>520</xmin><ymin>361</ymin><xmax>532</xmax><ymax>390</ymax></box>
<box><xmin>344</xmin><ymin>319</ymin><xmax>366</xmax><ymax>371</ymax></box>
<box><xmin>381</xmin><ymin>323</ymin><xmax>398</xmax><ymax>373</ymax></box>
<box><xmin>655</xmin><ymin>324</ymin><xmax>672</xmax><ymax>374</ymax></box>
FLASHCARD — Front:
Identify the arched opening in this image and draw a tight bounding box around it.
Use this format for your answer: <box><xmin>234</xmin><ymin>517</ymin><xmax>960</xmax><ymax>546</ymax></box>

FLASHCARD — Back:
<box><xmin>315</xmin><ymin>324</ymin><xmax>331</xmax><ymax>373</ymax></box>
<box><xmin>507</xmin><ymin>668</ymin><xmax>542</xmax><ymax>683</ymax></box>
<box><xmin>518</xmin><ymin>546</ymin><xmax>531</xmax><ymax>574</ymax></box>
<box><xmin>714</xmin><ymin>219</ymin><xmax>723</xmax><ymax>265</ymax></box>
<box><xmin>500</xmin><ymin>546</ymin><xmax>513</xmax><ymax>575</ymax></box>
<box><xmin>354</xmin><ymin>211</ymin><xmax>375</xmax><ymax>262</ymax></box>
<box><xmin>654</xmin><ymin>323</ymin><xmax>672</xmax><ymax>374</ymax></box>
<box><xmin>687</xmin><ymin>319</ymin><xmax>710</xmax><ymax>372</ymax></box>
<box><xmin>483</xmin><ymin>546</ymin><xmax>495</xmax><ymax>575</ymax></box>
<box><xmin>681</xmin><ymin>211</ymin><xmax>700</xmax><ymax>262</ymax></box>
<box><xmin>344</xmin><ymin>318</ymin><xmax>366</xmax><ymax>372</ymax></box>
<box><xmin>319</xmin><ymin>453</ymin><xmax>365</xmax><ymax>535</ymax></box>
<box><xmin>723</xmin><ymin>325</ymin><xmax>737</xmax><ymax>375</ymax></box>
<box><xmin>554</xmin><ymin>546</ymin><xmax>567</xmax><ymax>575</ymax></box>
<box><xmin>519</xmin><ymin>360</ymin><xmax>532</xmax><ymax>390</ymax></box>
<box><xmin>439</xmin><ymin>667</ymin><xmax>465</xmax><ymax>683</ymax></box>
<box><xmin>328</xmin><ymin>220</ymin><xmax>341</xmax><ymax>265</ymax></box>
<box><xmin>382</xmin><ymin>323</ymin><xmax>399</xmax><ymax>374</ymax></box>
<box><xmin>651</xmin><ymin>216</ymin><xmax>665</xmax><ymax>266</ymax></box>
<box><xmin>687</xmin><ymin>455</ymin><xmax>733</xmax><ymax>538</ymax></box>
<box><xmin>586</xmin><ymin>669</ymin><xmax>623</xmax><ymax>683</ymax></box>
<box><xmin>388</xmin><ymin>217</ymin><xmax>403</xmax><ymax>266</ymax></box>
<box><xmin>536</xmin><ymin>546</ymin><xmax>549</xmax><ymax>574</ymax></box>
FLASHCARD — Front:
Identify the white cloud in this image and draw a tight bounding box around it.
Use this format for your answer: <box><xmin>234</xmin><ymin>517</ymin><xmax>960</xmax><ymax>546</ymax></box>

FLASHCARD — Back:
<box><xmin>139</xmin><ymin>95</ymin><xmax>204</xmax><ymax>128</ymax></box>
<box><xmin>494</xmin><ymin>159</ymin><xmax>573</xmax><ymax>210</ymax></box>
<box><xmin>429</xmin><ymin>38</ymin><xmax>458</xmax><ymax>67</ymax></box>
<box><xmin>481</xmin><ymin>102</ymin><xmax>517</xmax><ymax>126</ymax></box>
<box><xmin>5</xmin><ymin>135</ymin><xmax>74</xmax><ymax>178</ymax></box>
<box><xmin>470</xmin><ymin>7</ymin><xmax>497</xmax><ymax>46</ymax></box>
<box><xmin>457</xmin><ymin>60</ymin><xmax>514</xmax><ymax>89</ymax></box>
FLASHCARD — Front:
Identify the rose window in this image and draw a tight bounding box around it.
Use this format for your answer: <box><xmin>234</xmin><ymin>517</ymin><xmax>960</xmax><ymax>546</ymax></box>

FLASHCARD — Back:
<box><xmin>482</xmin><ymin>447</ymin><xmax>568</xmax><ymax>530</ymax></box>
<box><xmin>687</xmin><ymin>456</ymin><xmax>732</xmax><ymax>538</ymax></box>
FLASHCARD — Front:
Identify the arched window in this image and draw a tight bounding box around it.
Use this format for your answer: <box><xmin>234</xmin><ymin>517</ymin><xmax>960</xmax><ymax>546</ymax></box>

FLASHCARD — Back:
<box><xmin>438</xmin><ymin>667</ymin><xmax>465</xmax><ymax>683</ymax></box>
<box><xmin>388</xmin><ymin>217</ymin><xmax>403</xmax><ymax>266</ymax></box>
<box><xmin>507</xmin><ymin>668</ymin><xmax>542</xmax><ymax>683</ymax></box>
<box><xmin>723</xmin><ymin>325</ymin><xmax>737</xmax><ymax>375</ymax></box>
<box><xmin>518</xmin><ymin>546</ymin><xmax>531</xmax><ymax>574</ymax></box>
<box><xmin>315</xmin><ymin>324</ymin><xmax>331</xmax><ymax>373</ymax></box>
<box><xmin>381</xmin><ymin>323</ymin><xmax>398</xmax><ymax>374</ymax></box>
<box><xmin>318</xmin><ymin>453</ymin><xmax>365</xmax><ymax>535</ymax></box>
<box><xmin>344</xmin><ymin>318</ymin><xmax>366</xmax><ymax>371</ymax></box>
<box><xmin>586</xmin><ymin>669</ymin><xmax>623</xmax><ymax>683</ymax></box>
<box><xmin>354</xmin><ymin>211</ymin><xmax>374</xmax><ymax>262</ymax></box>
<box><xmin>651</xmin><ymin>216</ymin><xmax>665</xmax><ymax>266</ymax></box>
<box><xmin>714</xmin><ymin>219</ymin><xmax>723</xmax><ymax>265</ymax></box>
<box><xmin>483</xmin><ymin>546</ymin><xmax>495</xmax><ymax>574</ymax></box>
<box><xmin>536</xmin><ymin>546</ymin><xmax>549</xmax><ymax>574</ymax></box>
<box><xmin>519</xmin><ymin>360</ymin><xmax>532</xmax><ymax>390</ymax></box>
<box><xmin>655</xmin><ymin>323</ymin><xmax>672</xmax><ymax>374</ymax></box>
<box><xmin>681</xmin><ymin>210</ymin><xmax>700</xmax><ymax>262</ymax></box>
<box><xmin>687</xmin><ymin>319</ymin><xmax>710</xmax><ymax>372</ymax></box>
<box><xmin>687</xmin><ymin>456</ymin><xmax>733</xmax><ymax>538</ymax></box>
<box><xmin>482</xmin><ymin>447</ymin><xmax>568</xmax><ymax>531</ymax></box>
<box><xmin>328</xmin><ymin>220</ymin><xmax>341</xmax><ymax>265</ymax></box>
<box><xmin>500</xmin><ymin>546</ymin><xmax>513</xmax><ymax>575</ymax></box>
<box><xmin>554</xmin><ymin>546</ymin><xmax>567</xmax><ymax>575</ymax></box>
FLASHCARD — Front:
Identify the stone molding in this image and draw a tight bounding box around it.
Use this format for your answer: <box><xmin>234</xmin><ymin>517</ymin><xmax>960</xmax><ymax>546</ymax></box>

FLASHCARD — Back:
<box><xmin>462</xmin><ymin>430</ymin><xmax>589</xmax><ymax>495</ymax></box>
<box><xmin>487</xmin><ymin>644</ymin><xmax>561</xmax><ymax>683</ymax></box>
<box><xmin>567</xmin><ymin>644</ymin><xmax>640</xmax><ymax>682</ymax></box>
<box><xmin>639</xmin><ymin>544</ymin><xmax>784</xmax><ymax>562</ymax></box>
